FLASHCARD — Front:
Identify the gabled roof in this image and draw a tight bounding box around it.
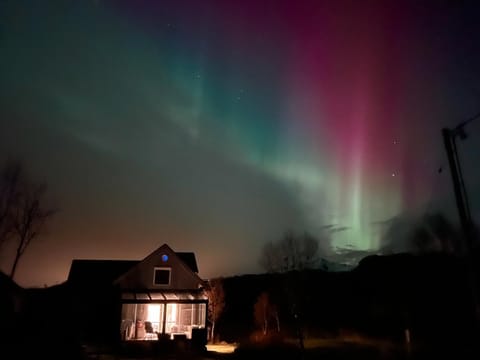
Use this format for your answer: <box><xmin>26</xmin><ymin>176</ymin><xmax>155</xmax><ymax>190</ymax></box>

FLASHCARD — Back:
<box><xmin>67</xmin><ymin>246</ymin><xmax>200</xmax><ymax>287</ymax></box>
<box><xmin>113</xmin><ymin>244</ymin><xmax>203</xmax><ymax>290</ymax></box>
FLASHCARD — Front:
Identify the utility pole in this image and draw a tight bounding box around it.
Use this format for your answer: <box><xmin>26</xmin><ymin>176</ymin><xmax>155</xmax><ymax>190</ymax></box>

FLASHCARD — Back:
<box><xmin>441</xmin><ymin>113</ymin><xmax>480</xmax><ymax>340</ymax></box>
<box><xmin>441</xmin><ymin>127</ymin><xmax>472</xmax><ymax>249</ymax></box>
<box><xmin>442</xmin><ymin>111</ymin><xmax>480</xmax><ymax>251</ymax></box>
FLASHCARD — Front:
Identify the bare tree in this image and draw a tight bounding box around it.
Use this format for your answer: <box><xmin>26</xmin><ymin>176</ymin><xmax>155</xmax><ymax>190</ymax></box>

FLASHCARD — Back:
<box><xmin>259</xmin><ymin>231</ymin><xmax>320</xmax><ymax>273</ymax></box>
<box><xmin>259</xmin><ymin>231</ymin><xmax>316</xmax><ymax>354</ymax></box>
<box><xmin>0</xmin><ymin>162</ymin><xmax>21</xmax><ymax>250</ymax></box>
<box><xmin>413</xmin><ymin>213</ymin><xmax>462</xmax><ymax>254</ymax></box>
<box><xmin>205</xmin><ymin>277</ymin><xmax>225</xmax><ymax>343</ymax></box>
<box><xmin>254</xmin><ymin>291</ymin><xmax>280</xmax><ymax>336</ymax></box>
<box><xmin>10</xmin><ymin>183</ymin><xmax>55</xmax><ymax>279</ymax></box>
<box><xmin>254</xmin><ymin>292</ymin><xmax>269</xmax><ymax>335</ymax></box>
<box><xmin>380</xmin><ymin>212</ymin><xmax>464</xmax><ymax>256</ymax></box>
<box><xmin>259</xmin><ymin>240</ymin><xmax>281</xmax><ymax>273</ymax></box>
<box><xmin>0</xmin><ymin>161</ymin><xmax>55</xmax><ymax>280</ymax></box>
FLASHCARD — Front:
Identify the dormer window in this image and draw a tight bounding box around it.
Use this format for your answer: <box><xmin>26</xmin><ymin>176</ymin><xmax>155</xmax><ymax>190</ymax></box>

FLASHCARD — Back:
<box><xmin>153</xmin><ymin>267</ymin><xmax>171</xmax><ymax>286</ymax></box>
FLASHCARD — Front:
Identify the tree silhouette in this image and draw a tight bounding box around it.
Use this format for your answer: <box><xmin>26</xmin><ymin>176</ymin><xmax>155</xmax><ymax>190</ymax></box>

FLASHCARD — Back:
<box><xmin>254</xmin><ymin>291</ymin><xmax>280</xmax><ymax>336</ymax></box>
<box><xmin>0</xmin><ymin>161</ymin><xmax>56</xmax><ymax>280</ymax></box>
<box><xmin>380</xmin><ymin>211</ymin><xmax>465</xmax><ymax>256</ymax></box>
<box><xmin>0</xmin><ymin>162</ymin><xmax>21</xmax><ymax>250</ymax></box>
<box><xmin>259</xmin><ymin>231</ymin><xmax>320</xmax><ymax>273</ymax></box>
<box><xmin>413</xmin><ymin>213</ymin><xmax>462</xmax><ymax>254</ymax></box>
<box><xmin>205</xmin><ymin>277</ymin><xmax>225</xmax><ymax>343</ymax></box>
<box><xmin>10</xmin><ymin>183</ymin><xmax>55</xmax><ymax>279</ymax></box>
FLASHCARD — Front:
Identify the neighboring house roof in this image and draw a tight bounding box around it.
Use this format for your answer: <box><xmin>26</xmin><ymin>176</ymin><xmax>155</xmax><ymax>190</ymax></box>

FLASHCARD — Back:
<box><xmin>67</xmin><ymin>248</ymin><xmax>199</xmax><ymax>286</ymax></box>
<box><xmin>68</xmin><ymin>260</ymin><xmax>138</xmax><ymax>287</ymax></box>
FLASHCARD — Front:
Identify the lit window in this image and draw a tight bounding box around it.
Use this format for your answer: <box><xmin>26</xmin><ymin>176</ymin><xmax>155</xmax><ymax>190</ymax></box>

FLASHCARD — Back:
<box><xmin>154</xmin><ymin>267</ymin><xmax>171</xmax><ymax>285</ymax></box>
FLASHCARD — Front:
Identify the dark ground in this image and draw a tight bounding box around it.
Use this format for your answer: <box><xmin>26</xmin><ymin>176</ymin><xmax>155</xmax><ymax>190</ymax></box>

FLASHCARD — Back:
<box><xmin>77</xmin><ymin>338</ymin><xmax>480</xmax><ymax>360</ymax></box>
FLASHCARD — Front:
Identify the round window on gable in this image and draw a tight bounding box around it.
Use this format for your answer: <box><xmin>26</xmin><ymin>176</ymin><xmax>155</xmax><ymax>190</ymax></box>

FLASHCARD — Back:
<box><xmin>161</xmin><ymin>254</ymin><xmax>169</xmax><ymax>262</ymax></box>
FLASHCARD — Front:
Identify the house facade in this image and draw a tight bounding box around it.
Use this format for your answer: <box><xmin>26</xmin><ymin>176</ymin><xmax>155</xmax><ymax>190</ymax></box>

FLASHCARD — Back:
<box><xmin>67</xmin><ymin>244</ymin><xmax>208</xmax><ymax>347</ymax></box>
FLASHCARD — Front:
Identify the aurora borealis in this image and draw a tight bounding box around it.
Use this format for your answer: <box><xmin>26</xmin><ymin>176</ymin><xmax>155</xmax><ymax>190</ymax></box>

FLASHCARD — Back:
<box><xmin>1</xmin><ymin>0</ymin><xmax>480</xmax><ymax>286</ymax></box>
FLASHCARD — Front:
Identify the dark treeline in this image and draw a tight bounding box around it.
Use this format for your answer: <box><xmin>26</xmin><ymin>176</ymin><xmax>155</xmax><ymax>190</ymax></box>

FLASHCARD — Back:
<box><xmin>216</xmin><ymin>252</ymin><xmax>478</xmax><ymax>347</ymax></box>
<box><xmin>1</xmin><ymin>252</ymin><xmax>479</xmax><ymax>358</ymax></box>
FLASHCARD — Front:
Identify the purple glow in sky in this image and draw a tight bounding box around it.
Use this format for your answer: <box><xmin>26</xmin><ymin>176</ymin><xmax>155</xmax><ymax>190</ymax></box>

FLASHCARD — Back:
<box><xmin>1</xmin><ymin>0</ymin><xmax>480</xmax><ymax>286</ymax></box>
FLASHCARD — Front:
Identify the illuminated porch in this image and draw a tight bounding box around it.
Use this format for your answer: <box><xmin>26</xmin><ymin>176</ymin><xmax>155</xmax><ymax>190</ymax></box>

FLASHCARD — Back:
<box><xmin>120</xmin><ymin>290</ymin><xmax>208</xmax><ymax>341</ymax></box>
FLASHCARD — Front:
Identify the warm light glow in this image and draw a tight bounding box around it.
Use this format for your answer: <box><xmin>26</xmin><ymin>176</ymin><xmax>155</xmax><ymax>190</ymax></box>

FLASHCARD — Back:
<box><xmin>206</xmin><ymin>344</ymin><xmax>238</xmax><ymax>353</ymax></box>
<box><xmin>169</xmin><ymin>303</ymin><xmax>177</xmax><ymax>322</ymax></box>
<box><xmin>147</xmin><ymin>304</ymin><xmax>161</xmax><ymax>323</ymax></box>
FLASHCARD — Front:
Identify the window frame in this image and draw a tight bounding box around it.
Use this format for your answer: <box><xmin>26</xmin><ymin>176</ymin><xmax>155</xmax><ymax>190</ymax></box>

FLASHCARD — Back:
<box><xmin>153</xmin><ymin>267</ymin><xmax>171</xmax><ymax>286</ymax></box>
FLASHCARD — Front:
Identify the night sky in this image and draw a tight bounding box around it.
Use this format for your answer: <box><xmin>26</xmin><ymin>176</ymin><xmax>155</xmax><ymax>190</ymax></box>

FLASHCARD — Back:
<box><xmin>1</xmin><ymin>0</ymin><xmax>480</xmax><ymax>287</ymax></box>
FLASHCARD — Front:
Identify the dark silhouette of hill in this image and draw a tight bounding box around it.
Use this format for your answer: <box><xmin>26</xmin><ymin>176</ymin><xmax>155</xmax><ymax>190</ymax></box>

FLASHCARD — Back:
<box><xmin>0</xmin><ymin>271</ymin><xmax>83</xmax><ymax>359</ymax></box>
<box><xmin>217</xmin><ymin>252</ymin><xmax>478</xmax><ymax>348</ymax></box>
<box><xmin>0</xmin><ymin>271</ymin><xmax>24</xmax><ymax>343</ymax></box>
<box><xmin>1</xmin><ymin>252</ymin><xmax>478</xmax><ymax>357</ymax></box>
